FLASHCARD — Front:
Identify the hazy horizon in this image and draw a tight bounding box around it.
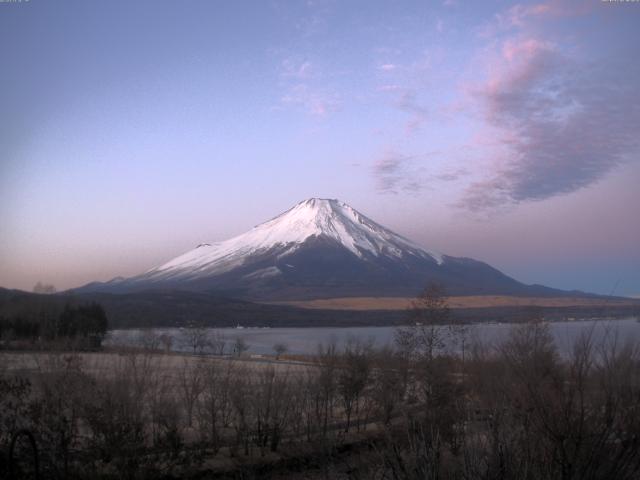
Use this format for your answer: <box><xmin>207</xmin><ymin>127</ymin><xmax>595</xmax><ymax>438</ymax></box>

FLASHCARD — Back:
<box><xmin>1</xmin><ymin>0</ymin><xmax>639</xmax><ymax>296</ymax></box>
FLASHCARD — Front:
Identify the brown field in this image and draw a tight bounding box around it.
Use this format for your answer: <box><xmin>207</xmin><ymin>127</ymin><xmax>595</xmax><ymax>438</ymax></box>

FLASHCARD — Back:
<box><xmin>267</xmin><ymin>295</ymin><xmax>640</xmax><ymax>311</ymax></box>
<box><xmin>0</xmin><ymin>350</ymin><xmax>310</xmax><ymax>379</ymax></box>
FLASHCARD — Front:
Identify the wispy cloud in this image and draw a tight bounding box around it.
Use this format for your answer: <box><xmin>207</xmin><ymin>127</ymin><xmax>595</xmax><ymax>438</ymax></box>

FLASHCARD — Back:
<box><xmin>280</xmin><ymin>84</ymin><xmax>340</xmax><ymax>116</ymax></box>
<box><xmin>281</xmin><ymin>58</ymin><xmax>313</xmax><ymax>79</ymax></box>
<box><xmin>435</xmin><ymin>168</ymin><xmax>469</xmax><ymax>182</ymax></box>
<box><xmin>478</xmin><ymin>1</ymin><xmax>593</xmax><ymax>39</ymax></box>
<box><xmin>277</xmin><ymin>55</ymin><xmax>341</xmax><ymax>116</ymax></box>
<box><xmin>371</xmin><ymin>150</ymin><xmax>462</xmax><ymax>194</ymax></box>
<box><xmin>377</xmin><ymin>85</ymin><xmax>430</xmax><ymax>134</ymax></box>
<box><xmin>396</xmin><ymin>90</ymin><xmax>429</xmax><ymax>134</ymax></box>
<box><xmin>458</xmin><ymin>28</ymin><xmax>640</xmax><ymax>211</ymax></box>
<box><xmin>373</xmin><ymin>48</ymin><xmax>438</xmax><ymax>135</ymax></box>
<box><xmin>497</xmin><ymin>0</ymin><xmax>593</xmax><ymax>29</ymax></box>
<box><xmin>371</xmin><ymin>150</ymin><xmax>423</xmax><ymax>193</ymax></box>
<box><xmin>271</xmin><ymin>0</ymin><xmax>333</xmax><ymax>38</ymax></box>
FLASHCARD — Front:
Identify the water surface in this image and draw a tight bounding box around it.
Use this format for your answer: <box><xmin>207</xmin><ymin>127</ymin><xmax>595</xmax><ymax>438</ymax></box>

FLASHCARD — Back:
<box><xmin>105</xmin><ymin>317</ymin><xmax>640</xmax><ymax>356</ymax></box>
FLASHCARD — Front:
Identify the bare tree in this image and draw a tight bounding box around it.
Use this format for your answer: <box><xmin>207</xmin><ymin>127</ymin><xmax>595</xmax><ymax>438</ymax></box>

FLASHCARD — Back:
<box><xmin>371</xmin><ymin>348</ymin><xmax>404</xmax><ymax>425</ymax></box>
<box><xmin>316</xmin><ymin>341</ymin><xmax>339</xmax><ymax>437</ymax></box>
<box><xmin>230</xmin><ymin>370</ymin><xmax>251</xmax><ymax>456</ymax></box>
<box><xmin>338</xmin><ymin>337</ymin><xmax>372</xmax><ymax>432</ymax></box>
<box><xmin>158</xmin><ymin>333</ymin><xmax>173</xmax><ymax>353</ymax></box>
<box><xmin>181</xmin><ymin>321</ymin><xmax>210</xmax><ymax>354</ymax></box>
<box><xmin>396</xmin><ymin>282</ymin><xmax>450</xmax><ymax>361</ymax></box>
<box><xmin>251</xmin><ymin>367</ymin><xmax>294</xmax><ymax>454</ymax></box>
<box><xmin>82</xmin><ymin>353</ymin><xmax>151</xmax><ymax>478</ymax></box>
<box><xmin>233</xmin><ymin>336</ymin><xmax>249</xmax><ymax>357</ymax></box>
<box><xmin>394</xmin><ymin>326</ymin><xmax>418</xmax><ymax>359</ymax></box>
<box><xmin>197</xmin><ymin>361</ymin><xmax>225</xmax><ymax>453</ymax></box>
<box><xmin>178</xmin><ymin>358</ymin><xmax>204</xmax><ymax>428</ymax></box>
<box><xmin>448</xmin><ymin>318</ymin><xmax>471</xmax><ymax>370</ymax></box>
<box><xmin>210</xmin><ymin>331</ymin><xmax>227</xmax><ymax>356</ymax></box>
<box><xmin>273</xmin><ymin>342</ymin><xmax>288</xmax><ymax>359</ymax></box>
<box><xmin>138</xmin><ymin>329</ymin><xmax>161</xmax><ymax>351</ymax></box>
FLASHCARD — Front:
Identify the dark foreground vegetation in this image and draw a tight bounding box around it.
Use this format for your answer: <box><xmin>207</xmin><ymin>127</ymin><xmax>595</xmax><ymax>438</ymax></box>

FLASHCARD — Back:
<box><xmin>2</xmin><ymin>315</ymin><xmax>640</xmax><ymax>479</ymax></box>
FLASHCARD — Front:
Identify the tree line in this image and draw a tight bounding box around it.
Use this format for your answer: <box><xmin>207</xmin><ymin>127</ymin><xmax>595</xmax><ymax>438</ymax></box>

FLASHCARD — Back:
<box><xmin>0</xmin><ymin>302</ymin><xmax>108</xmax><ymax>349</ymax></box>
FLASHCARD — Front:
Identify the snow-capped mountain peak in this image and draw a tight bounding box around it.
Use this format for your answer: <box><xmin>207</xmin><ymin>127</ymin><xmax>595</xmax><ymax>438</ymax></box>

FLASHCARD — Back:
<box><xmin>259</xmin><ymin>198</ymin><xmax>442</xmax><ymax>262</ymax></box>
<box><xmin>76</xmin><ymin>198</ymin><xmax>557</xmax><ymax>300</ymax></box>
<box><xmin>142</xmin><ymin>198</ymin><xmax>442</xmax><ymax>282</ymax></box>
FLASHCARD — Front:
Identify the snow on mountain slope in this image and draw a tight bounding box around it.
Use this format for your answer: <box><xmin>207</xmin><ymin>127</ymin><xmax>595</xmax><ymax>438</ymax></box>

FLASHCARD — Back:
<box><xmin>75</xmin><ymin>197</ymin><xmax>579</xmax><ymax>300</ymax></box>
<box><xmin>142</xmin><ymin>198</ymin><xmax>443</xmax><ymax>282</ymax></box>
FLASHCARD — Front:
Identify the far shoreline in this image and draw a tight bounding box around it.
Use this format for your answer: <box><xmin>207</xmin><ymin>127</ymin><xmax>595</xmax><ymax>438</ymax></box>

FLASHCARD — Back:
<box><xmin>266</xmin><ymin>295</ymin><xmax>640</xmax><ymax>311</ymax></box>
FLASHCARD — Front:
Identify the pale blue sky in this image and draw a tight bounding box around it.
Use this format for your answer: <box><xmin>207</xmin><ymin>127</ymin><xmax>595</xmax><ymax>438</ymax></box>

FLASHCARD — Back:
<box><xmin>1</xmin><ymin>0</ymin><xmax>639</xmax><ymax>296</ymax></box>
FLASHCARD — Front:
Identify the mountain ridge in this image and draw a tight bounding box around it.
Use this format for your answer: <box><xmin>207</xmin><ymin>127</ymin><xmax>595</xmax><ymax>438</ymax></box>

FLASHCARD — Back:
<box><xmin>73</xmin><ymin>198</ymin><xmax>602</xmax><ymax>300</ymax></box>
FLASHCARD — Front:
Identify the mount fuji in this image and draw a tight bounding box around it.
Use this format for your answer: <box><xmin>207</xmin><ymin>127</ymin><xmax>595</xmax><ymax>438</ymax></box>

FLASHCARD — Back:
<box><xmin>77</xmin><ymin>198</ymin><xmax>570</xmax><ymax>300</ymax></box>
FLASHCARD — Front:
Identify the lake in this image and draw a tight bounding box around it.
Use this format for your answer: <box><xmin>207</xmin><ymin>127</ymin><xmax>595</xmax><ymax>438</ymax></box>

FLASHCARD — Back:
<box><xmin>105</xmin><ymin>317</ymin><xmax>640</xmax><ymax>357</ymax></box>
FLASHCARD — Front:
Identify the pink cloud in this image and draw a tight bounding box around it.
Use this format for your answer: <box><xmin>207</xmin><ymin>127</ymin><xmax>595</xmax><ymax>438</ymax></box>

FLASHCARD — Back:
<box><xmin>501</xmin><ymin>37</ymin><xmax>549</xmax><ymax>62</ymax></box>
<box><xmin>458</xmin><ymin>34</ymin><xmax>640</xmax><ymax>211</ymax></box>
<box><xmin>479</xmin><ymin>38</ymin><xmax>559</xmax><ymax>123</ymax></box>
<box><xmin>499</xmin><ymin>1</ymin><xmax>593</xmax><ymax>29</ymax></box>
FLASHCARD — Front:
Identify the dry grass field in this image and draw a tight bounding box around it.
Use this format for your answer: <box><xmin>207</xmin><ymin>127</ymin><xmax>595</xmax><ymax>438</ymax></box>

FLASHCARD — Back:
<box><xmin>268</xmin><ymin>295</ymin><xmax>640</xmax><ymax>311</ymax></box>
<box><xmin>0</xmin><ymin>350</ymin><xmax>309</xmax><ymax>379</ymax></box>
<box><xmin>4</xmin><ymin>323</ymin><xmax>640</xmax><ymax>479</ymax></box>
